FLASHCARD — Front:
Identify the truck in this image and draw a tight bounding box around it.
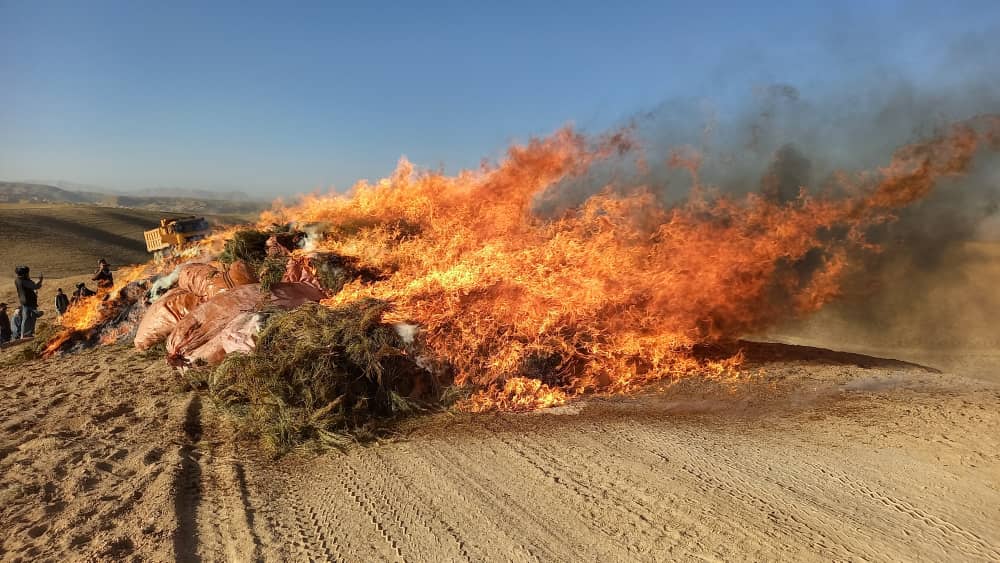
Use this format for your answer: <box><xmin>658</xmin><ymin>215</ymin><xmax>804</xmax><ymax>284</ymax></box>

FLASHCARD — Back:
<box><xmin>144</xmin><ymin>216</ymin><xmax>212</xmax><ymax>261</ymax></box>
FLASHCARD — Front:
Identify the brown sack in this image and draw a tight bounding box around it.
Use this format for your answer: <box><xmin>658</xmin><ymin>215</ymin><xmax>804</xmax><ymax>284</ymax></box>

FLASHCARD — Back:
<box><xmin>281</xmin><ymin>256</ymin><xmax>325</xmax><ymax>291</ymax></box>
<box><xmin>268</xmin><ymin>282</ymin><xmax>327</xmax><ymax>308</ymax></box>
<box><xmin>178</xmin><ymin>261</ymin><xmax>256</xmax><ymax>300</ymax></box>
<box><xmin>166</xmin><ymin>285</ymin><xmax>265</xmax><ymax>365</ymax></box>
<box><xmin>177</xmin><ymin>263</ymin><xmax>222</xmax><ymax>299</ymax></box>
<box><xmin>202</xmin><ymin>261</ymin><xmax>258</xmax><ymax>297</ymax></box>
<box><xmin>227</xmin><ymin>260</ymin><xmax>258</xmax><ymax>286</ymax></box>
<box><xmin>133</xmin><ymin>289</ymin><xmax>203</xmax><ymax>351</ymax></box>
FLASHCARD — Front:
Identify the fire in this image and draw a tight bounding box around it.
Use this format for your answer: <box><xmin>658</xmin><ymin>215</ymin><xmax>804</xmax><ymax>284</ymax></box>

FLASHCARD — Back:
<box><xmin>40</xmin><ymin>224</ymin><xmax>234</xmax><ymax>356</ymax></box>
<box><xmin>39</xmin><ymin>115</ymin><xmax>1000</xmax><ymax>412</ymax></box>
<box><xmin>260</xmin><ymin>117</ymin><xmax>998</xmax><ymax>409</ymax></box>
<box><xmin>43</xmin><ymin>265</ymin><xmax>150</xmax><ymax>356</ymax></box>
<box><xmin>460</xmin><ymin>377</ymin><xmax>568</xmax><ymax>412</ymax></box>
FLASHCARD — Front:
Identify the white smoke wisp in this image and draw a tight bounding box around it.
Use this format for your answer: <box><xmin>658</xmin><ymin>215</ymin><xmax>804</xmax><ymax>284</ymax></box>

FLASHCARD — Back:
<box><xmin>296</xmin><ymin>222</ymin><xmax>331</xmax><ymax>252</ymax></box>
<box><xmin>148</xmin><ymin>266</ymin><xmax>181</xmax><ymax>302</ymax></box>
<box><xmin>394</xmin><ymin>322</ymin><xmax>420</xmax><ymax>345</ymax></box>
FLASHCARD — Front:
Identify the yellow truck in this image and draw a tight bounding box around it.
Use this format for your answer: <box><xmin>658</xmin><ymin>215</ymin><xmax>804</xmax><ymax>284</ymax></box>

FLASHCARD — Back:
<box><xmin>144</xmin><ymin>217</ymin><xmax>211</xmax><ymax>260</ymax></box>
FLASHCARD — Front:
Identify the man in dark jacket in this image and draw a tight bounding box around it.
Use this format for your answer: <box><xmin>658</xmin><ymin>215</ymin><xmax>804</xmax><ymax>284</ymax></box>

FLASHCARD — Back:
<box><xmin>14</xmin><ymin>265</ymin><xmax>43</xmax><ymax>337</ymax></box>
<box><xmin>55</xmin><ymin>288</ymin><xmax>70</xmax><ymax>317</ymax></box>
<box><xmin>93</xmin><ymin>259</ymin><xmax>114</xmax><ymax>290</ymax></box>
<box><xmin>0</xmin><ymin>302</ymin><xmax>11</xmax><ymax>344</ymax></box>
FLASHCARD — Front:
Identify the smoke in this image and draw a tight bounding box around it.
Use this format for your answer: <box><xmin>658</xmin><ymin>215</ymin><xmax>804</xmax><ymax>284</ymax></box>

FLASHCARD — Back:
<box><xmin>531</xmin><ymin>59</ymin><xmax>1000</xmax><ymax>350</ymax></box>
<box><xmin>295</xmin><ymin>222</ymin><xmax>330</xmax><ymax>252</ymax></box>
<box><xmin>148</xmin><ymin>266</ymin><xmax>181</xmax><ymax>302</ymax></box>
<box><xmin>393</xmin><ymin>322</ymin><xmax>419</xmax><ymax>345</ymax></box>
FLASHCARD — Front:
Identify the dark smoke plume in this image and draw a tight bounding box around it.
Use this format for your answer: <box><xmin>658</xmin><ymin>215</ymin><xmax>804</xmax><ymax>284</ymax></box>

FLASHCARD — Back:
<box><xmin>533</xmin><ymin>64</ymin><xmax>1000</xmax><ymax>350</ymax></box>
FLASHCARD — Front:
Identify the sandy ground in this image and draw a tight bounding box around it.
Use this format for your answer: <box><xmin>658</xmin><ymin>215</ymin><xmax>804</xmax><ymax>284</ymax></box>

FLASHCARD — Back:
<box><xmin>1</xmin><ymin>341</ymin><xmax>999</xmax><ymax>562</ymax></box>
<box><xmin>0</xmin><ymin>344</ymin><xmax>184</xmax><ymax>561</ymax></box>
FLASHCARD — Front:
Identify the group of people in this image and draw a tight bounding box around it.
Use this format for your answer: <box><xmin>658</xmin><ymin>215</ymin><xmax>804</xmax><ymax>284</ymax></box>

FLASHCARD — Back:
<box><xmin>0</xmin><ymin>259</ymin><xmax>114</xmax><ymax>345</ymax></box>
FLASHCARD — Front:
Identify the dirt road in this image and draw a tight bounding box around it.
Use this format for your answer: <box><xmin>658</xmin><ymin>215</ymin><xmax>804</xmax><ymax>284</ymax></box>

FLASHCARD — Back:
<box><xmin>2</xmin><ymin>343</ymin><xmax>999</xmax><ymax>561</ymax></box>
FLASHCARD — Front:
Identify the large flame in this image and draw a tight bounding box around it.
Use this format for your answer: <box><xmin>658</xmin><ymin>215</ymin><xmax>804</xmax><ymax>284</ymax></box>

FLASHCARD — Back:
<box><xmin>459</xmin><ymin>377</ymin><xmax>568</xmax><ymax>412</ymax></box>
<box><xmin>39</xmin><ymin>116</ymin><xmax>999</xmax><ymax>411</ymax></box>
<box><xmin>259</xmin><ymin>118</ymin><xmax>997</xmax><ymax>407</ymax></box>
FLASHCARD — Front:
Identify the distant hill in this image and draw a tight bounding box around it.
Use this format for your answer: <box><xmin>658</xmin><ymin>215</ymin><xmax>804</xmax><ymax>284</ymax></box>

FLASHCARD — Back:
<box><xmin>0</xmin><ymin>182</ymin><xmax>267</xmax><ymax>215</ymax></box>
<box><xmin>0</xmin><ymin>183</ymin><xmax>91</xmax><ymax>204</ymax></box>
<box><xmin>128</xmin><ymin>187</ymin><xmax>254</xmax><ymax>201</ymax></box>
<box><xmin>29</xmin><ymin>180</ymin><xmax>256</xmax><ymax>201</ymax></box>
<box><xmin>0</xmin><ymin>205</ymin><xmax>251</xmax><ymax>278</ymax></box>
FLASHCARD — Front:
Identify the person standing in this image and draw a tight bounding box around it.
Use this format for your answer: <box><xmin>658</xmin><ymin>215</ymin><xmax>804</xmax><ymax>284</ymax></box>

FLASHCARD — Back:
<box><xmin>14</xmin><ymin>265</ymin><xmax>43</xmax><ymax>338</ymax></box>
<box><xmin>0</xmin><ymin>303</ymin><xmax>11</xmax><ymax>345</ymax></box>
<box><xmin>54</xmin><ymin>288</ymin><xmax>70</xmax><ymax>317</ymax></box>
<box><xmin>11</xmin><ymin>307</ymin><xmax>22</xmax><ymax>340</ymax></box>
<box><xmin>93</xmin><ymin>259</ymin><xmax>114</xmax><ymax>290</ymax></box>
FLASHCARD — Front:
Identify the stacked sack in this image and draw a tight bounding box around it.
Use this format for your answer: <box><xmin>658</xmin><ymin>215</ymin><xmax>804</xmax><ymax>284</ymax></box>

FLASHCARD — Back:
<box><xmin>134</xmin><ymin>258</ymin><xmax>328</xmax><ymax>366</ymax></box>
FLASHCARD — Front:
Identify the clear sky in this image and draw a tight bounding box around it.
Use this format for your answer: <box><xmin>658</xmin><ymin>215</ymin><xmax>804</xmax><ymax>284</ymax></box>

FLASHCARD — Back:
<box><xmin>1</xmin><ymin>0</ymin><xmax>998</xmax><ymax>198</ymax></box>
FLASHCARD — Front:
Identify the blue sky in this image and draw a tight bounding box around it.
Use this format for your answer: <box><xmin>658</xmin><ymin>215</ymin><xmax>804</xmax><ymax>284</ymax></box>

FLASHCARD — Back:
<box><xmin>1</xmin><ymin>0</ymin><xmax>998</xmax><ymax>197</ymax></box>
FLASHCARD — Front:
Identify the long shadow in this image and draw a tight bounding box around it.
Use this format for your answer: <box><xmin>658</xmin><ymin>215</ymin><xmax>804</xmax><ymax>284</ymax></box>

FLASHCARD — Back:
<box><xmin>693</xmin><ymin>339</ymin><xmax>942</xmax><ymax>373</ymax></box>
<box><xmin>36</xmin><ymin>215</ymin><xmax>152</xmax><ymax>270</ymax></box>
<box><xmin>36</xmin><ymin>214</ymin><xmax>148</xmax><ymax>255</ymax></box>
<box><xmin>173</xmin><ymin>394</ymin><xmax>202</xmax><ymax>563</ymax></box>
<box><xmin>233</xmin><ymin>462</ymin><xmax>263</xmax><ymax>561</ymax></box>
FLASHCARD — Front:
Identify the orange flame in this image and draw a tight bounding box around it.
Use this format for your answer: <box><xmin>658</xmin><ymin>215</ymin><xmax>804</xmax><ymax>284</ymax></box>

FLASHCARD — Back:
<box><xmin>259</xmin><ymin>117</ymin><xmax>998</xmax><ymax>410</ymax></box>
<box><xmin>43</xmin><ymin>265</ymin><xmax>149</xmax><ymax>356</ymax></box>
<box><xmin>39</xmin><ymin>117</ymin><xmax>999</xmax><ymax>413</ymax></box>
<box><xmin>459</xmin><ymin>377</ymin><xmax>568</xmax><ymax>412</ymax></box>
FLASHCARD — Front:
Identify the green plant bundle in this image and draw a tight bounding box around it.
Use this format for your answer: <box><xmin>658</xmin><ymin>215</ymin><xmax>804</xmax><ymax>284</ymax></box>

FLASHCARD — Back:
<box><xmin>210</xmin><ymin>300</ymin><xmax>430</xmax><ymax>454</ymax></box>
<box><xmin>218</xmin><ymin>228</ymin><xmax>271</xmax><ymax>267</ymax></box>
<box><xmin>258</xmin><ymin>255</ymin><xmax>288</xmax><ymax>292</ymax></box>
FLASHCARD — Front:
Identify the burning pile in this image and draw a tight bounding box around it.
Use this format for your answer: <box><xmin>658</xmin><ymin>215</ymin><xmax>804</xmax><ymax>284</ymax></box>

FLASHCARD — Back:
<box><xmin>43</xmin><ymin>265</ymin><xmax>152</xmax><ymax>355</ymax></box>
<box><xmin>264</xmin><ymin>117</ymin><xmax>1000</xmax><ymax>406</ymax></box>
<box><xmin>41</xmin><ymin>115</ymin><xmax>1000</xmax><ymax>447</ymax></box>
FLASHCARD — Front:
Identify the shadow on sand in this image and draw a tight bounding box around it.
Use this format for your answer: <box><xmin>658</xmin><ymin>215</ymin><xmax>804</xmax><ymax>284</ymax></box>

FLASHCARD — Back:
<box><xmin>173</xmin><ymin>394</ymin><xmax>202</xmax><ymax>563</ymax></box>
<box><xmin>693</xmin><ymin>339</ymin><xmax>942</xmax><ymax>373</ymax></box>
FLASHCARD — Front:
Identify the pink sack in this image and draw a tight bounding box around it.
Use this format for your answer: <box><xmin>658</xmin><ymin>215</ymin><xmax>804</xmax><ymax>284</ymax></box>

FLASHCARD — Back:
<box><xmin>184</xmin><ymin>312</ymin><xmax>263</xmax><ymax>365</ymax></box>
<box><xmin>166</xmin><ymin>282</ymin><xmax>326</xmax><ymax>366</ymax></box>
<box><xmin>133</xmin><ymin>289</ymin><xmax>203</xmax><ymax>351</ymax></box>
<box><xmin>166</xmin><ymin>285</ymin><xmax>264</xmax><ymax>365</ymax></box>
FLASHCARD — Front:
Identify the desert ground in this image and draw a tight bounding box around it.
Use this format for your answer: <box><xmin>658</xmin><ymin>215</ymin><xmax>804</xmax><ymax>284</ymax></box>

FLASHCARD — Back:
<box><xmin>1</xmin><ymin>207</ymin><xmax>999</xmax><ymax>561</ymax></box>
<box><xmin>1</xmin><ymin>341</ymin><xmax>999</xmax><ymax>561</ymax></box>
